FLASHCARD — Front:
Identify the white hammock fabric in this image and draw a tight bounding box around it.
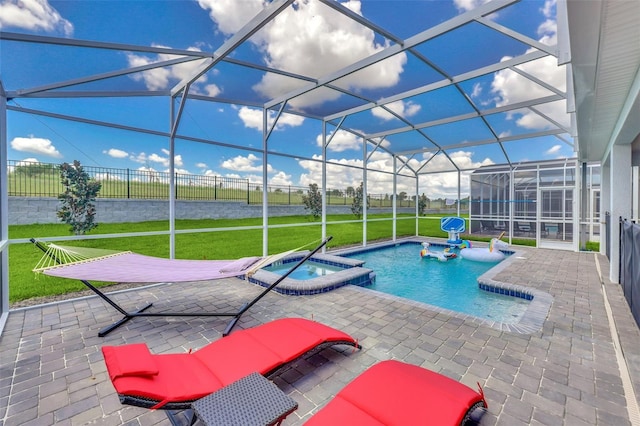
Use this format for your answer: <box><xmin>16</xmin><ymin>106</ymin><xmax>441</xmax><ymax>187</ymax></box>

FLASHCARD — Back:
<box><xmin>34</xmin><ymin>243</ymin><xmax>297</xmax><ymax>283</ymax></box>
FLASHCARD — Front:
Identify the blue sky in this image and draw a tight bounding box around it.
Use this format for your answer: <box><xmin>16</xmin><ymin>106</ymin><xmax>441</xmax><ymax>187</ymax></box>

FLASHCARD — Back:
<box><xmin>1</xmin><ymin>0</ymin><xmax>572</xmax><ymax>198</ymax></box>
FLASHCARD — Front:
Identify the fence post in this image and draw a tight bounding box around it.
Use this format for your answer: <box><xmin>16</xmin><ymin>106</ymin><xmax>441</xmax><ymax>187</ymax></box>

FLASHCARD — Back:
<box><xmin>214</xmin><ymin>176</ymin><xmax>217</xmax><ymax>200</ymax></box>
<box><xmin>127</xmin><ymin>168</ymin><xmax>130</xmax><ymax>199</ymax></box>
<box><xmin>247</xmin><ymin>180</ymin><xmax>250</xmax><ymax>204</ymax></box>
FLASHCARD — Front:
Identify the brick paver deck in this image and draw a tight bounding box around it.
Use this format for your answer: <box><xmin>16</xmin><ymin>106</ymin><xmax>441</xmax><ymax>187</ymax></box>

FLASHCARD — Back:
<box><xmin>1</xmin><ymin>245</ymin><xmax>639</xmax><ymax>425</ymax></box>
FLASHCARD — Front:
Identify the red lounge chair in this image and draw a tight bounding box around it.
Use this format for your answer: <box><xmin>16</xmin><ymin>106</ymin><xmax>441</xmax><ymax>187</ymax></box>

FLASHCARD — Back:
<box><xmin>304</xmin><ymin>360</ymin><xmax>487</xmax><ymax>426</ymax></box>
<box><xmin>101</xmin><ymin>318</ymin><xmax>360</xmax><ymax>410</ymax></box>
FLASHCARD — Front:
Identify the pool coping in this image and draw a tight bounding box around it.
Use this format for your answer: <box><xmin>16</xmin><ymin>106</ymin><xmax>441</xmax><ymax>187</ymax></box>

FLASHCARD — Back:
<box><xmin>248</xmin><ymin>251</ymin><xmax>375</xmax><ymax>295</ymax></box>
<box><xmin>330</xmin><ymin>237</ymin><xmax>553</xmax><ymax>334</ymax></box>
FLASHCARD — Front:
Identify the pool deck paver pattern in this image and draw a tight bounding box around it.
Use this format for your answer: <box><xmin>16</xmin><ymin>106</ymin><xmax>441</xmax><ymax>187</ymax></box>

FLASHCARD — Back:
<box><xmin>1</xmin><ymin>246</ymin><xmax>640</xmax><ymax>425</ymax></box>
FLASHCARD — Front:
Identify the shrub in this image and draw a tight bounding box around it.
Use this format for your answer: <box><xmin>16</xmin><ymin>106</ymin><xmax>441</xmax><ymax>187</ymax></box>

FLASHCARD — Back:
<box><xmin>351</xmin><ymin>182</ymin><xmax>369</xmax><ymax>219</ymax></box>
<box><xmin>57</xmin><ymin>160</ymin><xmax>102</xmax><ymax>235</ymax></box>
<box><xmin>302</xmin><ymin>183</ymin><xmax>322</xmax><ymax>218</ymax></box>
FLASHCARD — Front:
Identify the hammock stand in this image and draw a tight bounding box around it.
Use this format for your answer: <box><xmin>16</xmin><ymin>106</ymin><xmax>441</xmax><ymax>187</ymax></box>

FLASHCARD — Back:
<box><xmin>31</xmin><ymin>236</ymin><xmax>332</xmax><ymax>337</ymax></box>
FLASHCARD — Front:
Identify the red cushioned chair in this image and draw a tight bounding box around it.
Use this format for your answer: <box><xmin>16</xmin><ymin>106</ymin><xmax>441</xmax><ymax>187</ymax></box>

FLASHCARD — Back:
<box><xmin>304</xmin><ymin>360</ymin><xmax>487</xmax><ymax>426</ymax></box>
<box><xmin>102</xmin><ymin>318</ymin><xmax>360</xmax><ymax>410</ymax></box>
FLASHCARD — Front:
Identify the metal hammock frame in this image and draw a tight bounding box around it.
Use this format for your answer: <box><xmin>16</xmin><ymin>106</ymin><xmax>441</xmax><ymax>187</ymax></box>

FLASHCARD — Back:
<box><xmin>31</xmin><ymin>237</ymin><xmax>332</xmax><ymax>337</ymax></box>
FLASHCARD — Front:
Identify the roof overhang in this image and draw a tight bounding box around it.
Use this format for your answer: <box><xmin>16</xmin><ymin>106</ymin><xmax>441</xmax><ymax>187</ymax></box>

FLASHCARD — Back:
<box><xmin>566</xmin><ymin>0</ymin><xmax>640</xmax><ymax>163</ymax></box>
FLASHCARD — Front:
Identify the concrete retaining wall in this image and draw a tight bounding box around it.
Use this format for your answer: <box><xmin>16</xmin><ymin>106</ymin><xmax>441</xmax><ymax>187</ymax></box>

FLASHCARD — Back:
<box><xmin>8</xmin><ymin>197</ymin><xmax>413</xmax><ymax>225</ymax></box>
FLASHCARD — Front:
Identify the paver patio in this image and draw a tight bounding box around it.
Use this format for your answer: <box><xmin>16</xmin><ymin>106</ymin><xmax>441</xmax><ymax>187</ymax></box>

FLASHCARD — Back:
<box><xmin>1</xmin><ymin>245</ymin><xmax>639</xmax><ymax>425</ymax></box>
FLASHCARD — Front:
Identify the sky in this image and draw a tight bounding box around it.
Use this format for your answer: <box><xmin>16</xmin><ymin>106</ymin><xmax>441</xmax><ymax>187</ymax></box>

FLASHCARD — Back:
<box><xmin>1</xmin><ymin>0</ymin><xmax>573</xmax><ymax>199</ymax></box>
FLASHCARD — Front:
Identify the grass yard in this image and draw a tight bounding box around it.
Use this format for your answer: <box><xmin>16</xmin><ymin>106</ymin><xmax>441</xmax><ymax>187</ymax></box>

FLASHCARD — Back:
<box><xmin>9</xmin><ymin>213</ymin><xmax>529</xmax><ymax>304</ymax></box>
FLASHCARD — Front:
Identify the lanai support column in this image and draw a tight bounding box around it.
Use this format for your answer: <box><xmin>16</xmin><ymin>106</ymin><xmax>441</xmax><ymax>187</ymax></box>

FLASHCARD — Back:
<box><xmin>601</xmin><ymin>157</ymin><xmax>611</xmax><ymax>257</ymax></box>
<box><xmin>0</xmin><ymin>90</ymin><xmax>8</xmax><ymax>334</ymax></box>
<box><xmin>457</xmin><ymin>170</ymin><xmax>462</xmax><ymax>217</ymax></box>
<box><xmin>321</xmin><ymin>122</ymin><xmax>327</xmax><ymax>248</ymax></box>
<box><xmin>362</xmin><ymin>137</ymin><xmax>367</xmax><ymax>247</ymax></box>
<box><xmin>608</xmin><ymin>144</ymin><xmax>632</xmax><ymax>282</ymax></box>
<box><xmin>168</xmin><ymin>86</ymin><xmax>190</xmax><ymax>258</ymax></box>
<box><xmin>393</xmin><ymin>156</ymin><xmax>398</xmax><ymax>241</ymax></box>
<box><xmin>580</xmin><ymin>161</ymin><xmax>588</xmax><ymax>251</ymax></box>
<box><xmin>262</xmin><ymin>108</ymin><xmax>269</xmax><ymax>256</ymax></box>
<box><xmin>413</xmin><ymin>165</ymin><xmax>418</xmax><ymax>237</ymax></box>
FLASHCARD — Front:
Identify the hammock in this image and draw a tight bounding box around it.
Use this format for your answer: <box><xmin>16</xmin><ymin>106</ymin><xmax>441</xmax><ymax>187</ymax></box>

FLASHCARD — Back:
<box><xmin>31</xmin><ymin>237</ymin><xmax>331</xmax><ymax>337</ymax></box>
<box><xmin>33</xmin><ymin>244</ymin><xmax>296</xmax><ymax>283</ymax></box>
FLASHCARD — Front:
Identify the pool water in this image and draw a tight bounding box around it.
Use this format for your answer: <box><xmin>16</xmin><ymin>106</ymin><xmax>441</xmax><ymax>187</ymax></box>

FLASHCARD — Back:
<box><xmin>343</xmin><ymin>243</ymin><xmax>528</xmax><ymax>324</ymax></box>
<box><xmin>264</xmin><ymin>261</ymin><xmax>345</xmax><ymax>280</ymax></box>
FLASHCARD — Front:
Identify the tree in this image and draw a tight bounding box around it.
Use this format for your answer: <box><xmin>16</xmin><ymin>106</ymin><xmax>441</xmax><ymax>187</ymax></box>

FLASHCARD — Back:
<box><xmin>345</xmin><ymin>186</ymin><xmax>355</xmax><ymax>198</ymax></box>
<box><xmin>418</xmin><ymin>193</ymin><xmax>429</xmax><ymax>215</ymax></box>
<box><xmin>14</xmin><ymin>162</ymin><xmax>56</xmax><ymax>177</ymax></box>
<box><xmin>351</xmin><ymin>182</ymin><xmax>369</xmax><ymax>219</ymax></box>
<box><xmin>57</xmin><ymin>160</ymin><xmax>102</xmax><ymax>235</ymax></box>
<box><xmin>302</xmin><ymin>183</ymin><xmax>322</xmax><ymax>218</ymax></box>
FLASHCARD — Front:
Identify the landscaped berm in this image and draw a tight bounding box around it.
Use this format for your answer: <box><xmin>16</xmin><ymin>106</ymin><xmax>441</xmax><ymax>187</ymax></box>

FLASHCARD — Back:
<box><xmin>1</xmin><ymin>246</ymin><xmax>640</xmax><ymax>425</ymax></box>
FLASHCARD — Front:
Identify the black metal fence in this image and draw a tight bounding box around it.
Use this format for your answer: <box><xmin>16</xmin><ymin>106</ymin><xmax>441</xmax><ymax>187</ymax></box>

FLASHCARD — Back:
<box><xmin>7</xmin><ymin>160</ymin><xmax>440</xmax><ymax>208</ymax></box>
<box><xmin>620</xmin><ymin>217</ymin><xmax>640</xmax><ymax>328</ymax></box>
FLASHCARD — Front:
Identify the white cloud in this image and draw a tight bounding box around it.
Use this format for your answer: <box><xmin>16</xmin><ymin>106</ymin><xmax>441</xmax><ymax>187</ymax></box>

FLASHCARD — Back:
<box><xmin>240</xmin><ymin>171</ymin><xmax>293</xmax><ymax>186</ymax></box>
<box><xmin>220</xmin><ymin>153</ymin><xmax>273</xmax><ymax>173</ymax></box>
<box><xmin>196</xmin><ymin>162</ymin><xmax>208</xmax><ymax>168</ymax></box>
<box><xmin>200</xmin><ymin>0</ymin><xmax>407</xmax><ymax>110</ymax></box>
<box><xmin>295</xmin><ymin>149</ymin><xmax>488</xmax><ymax>199</ymax></box>
<box><xmin>8</xmin><ymin>158</ymin><xmax>41</xmax><ymax>173</ymax></box>
<box><xmin>545</xmin><ymin>144</ymin><xmax>562</xmax><ymax>155</ymax></box>
<box><xmin>104</xmin><ymin>148</ymin><xmax>128</xmax><ymax>158</ymax></box>
<box><xmin>298</xmin><ymin>154</ymin><xmax>365</xmax><ymax>191</ymax></box>
<box><xmin>196</xmin><ymin>0</ymin><xmax>264</xmax><ymax>35</ymax></box>
<box><xmin>94</xmin><ymin>172</ymin><xmax>122</xmax><ymax>181</ymax></box>
<box><xmin>371</xmin><ymin>100</ymin><xmax>421</xmax><ymax>121</ymax></box>
<box><xmin>453</xmin><ymin>0</ymin><xmax>491</xmax><ymax>12</ymax></box>
<box><xmin>133</xmin><ymin>166</ymin><xmax>164</xmax><ymax>183</ymax></box>
<box><xmin>315</xmin><ymin>129</ymin><xmax>361</xmax><ymax>153</ymax></box>
<box><xmin>471</xmin><ymin>83</ymin><xmax>482</xmax><ymax>98</ymax></box>
<box><xmin>130</xmin><ymin>150</ymin><xmax>184</xmax><ymax>168</ymax></box>
<box><xmin>490</xmin><ymin>2</ymin><xmax>569</xmax><ymax>131</ymax></box>
<box><xmin>238</xmin><ymin>106</ymin><xmax>305</xmax><ymax>131</ymax></box>
<box><xmin>0</xmin><ymin>0</ymin><xmax>73</xmax><ymax>35</ymax></box>
<box><xmin>15</xmin><ymin>158</ymin><xmax>41</xmax><ymax>166</ymax></box>
<box><xmin>414</xmin><ymin>151</ymin><xmax>493</xmax><ymax>198</ymax></box>
<box><xmin>172</xmin><ymin>167</ymin><xmax>192</xmax><ymax>175</ymax></box>
<box><xmin>269</xmin><ymin>171</ymin><xmax>293</xmax><ymax>186</ymax></box>
<box><xmin>127</xmin><ymin>45</ymin><xmax>210</xmax><ymax>91</ymax></box>
<box><xmin>204</xmin><ymin>83</ymin><xmax>222</xmax><ymax>97</ymax></box>
<box><xmin>10</xmin><ymin>136</ymin><xmax>62</xmax><ymax>158</ymax></box>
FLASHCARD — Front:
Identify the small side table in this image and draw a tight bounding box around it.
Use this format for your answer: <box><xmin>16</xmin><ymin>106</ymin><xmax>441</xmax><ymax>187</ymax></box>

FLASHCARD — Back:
<box><xmin>192</xmin><ymin>372</ymin><xmax>298</xmax><ymax>426</ymax></box>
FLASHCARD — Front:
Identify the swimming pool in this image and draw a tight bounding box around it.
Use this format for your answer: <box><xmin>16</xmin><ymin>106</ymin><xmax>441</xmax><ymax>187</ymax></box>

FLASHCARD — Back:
<box><xmin>340</xmin><ymin>242</ymin><xmax>529</xmax><ymax>324</ymax></box>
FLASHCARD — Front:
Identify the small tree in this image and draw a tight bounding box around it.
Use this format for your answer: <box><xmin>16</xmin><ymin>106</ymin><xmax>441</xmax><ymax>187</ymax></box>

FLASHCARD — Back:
<box><xmin>302</xmin><ymin>183</ymin><xmax>322</xmax><ymax>218</ymax></box>
<box><xmin>418</xmin><ymin>193</ymin><xmax>429</xmax><ymax>215</ymax></box>
<box><xmin>57</xmin><ymin>160</ymin><xmax>102</xmax><ymax>235</ymax></box>
<box><xmin>351</xmin><ymin>182</ymin><xmax>369</xmax><ymax>219</ymax></box>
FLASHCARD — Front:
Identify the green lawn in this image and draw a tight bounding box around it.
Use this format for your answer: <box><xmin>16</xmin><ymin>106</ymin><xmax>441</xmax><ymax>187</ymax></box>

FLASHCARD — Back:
<box><xmin>9</xmin><ymin>213</ymin><xmax>532</xmax><ymax>303</ymax></box>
